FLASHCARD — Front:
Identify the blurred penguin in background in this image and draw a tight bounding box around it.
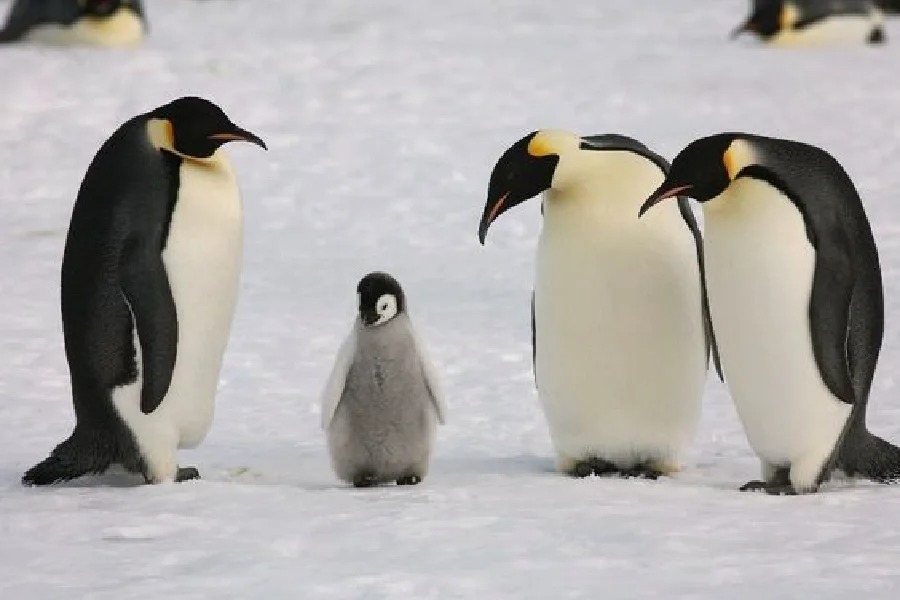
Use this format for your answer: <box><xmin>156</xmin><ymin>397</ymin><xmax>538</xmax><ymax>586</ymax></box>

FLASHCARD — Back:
<box><xmin>0</xmin><ymin>0</ymin><xmax>146</xmax><ymax>46</ymax></box>
<box><xmin>732</xmin><ymin>0</ymin><xmax>885</xmax><ymax>45</ymax></box>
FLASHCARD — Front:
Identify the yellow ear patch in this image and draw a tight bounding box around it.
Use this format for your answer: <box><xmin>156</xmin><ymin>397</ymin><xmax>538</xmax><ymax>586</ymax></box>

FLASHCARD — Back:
<box><xmin>527</xmin><ymin>132</ymin><xmax>556</xmax><ymax>157</ymax></box>
<box><xmin>779</xmin><ymin>3</ymin><xmax>800</xmax><ymax>29</ymax></box>
<box><xmin>723</xmin><ymin>139</ymin><xmax>755</xmax><ymax>180</ymax></box>
<box><xmin>146</xmin><ymin>118</ymin><xmax>175</xmax><ymax>152</ymax></box>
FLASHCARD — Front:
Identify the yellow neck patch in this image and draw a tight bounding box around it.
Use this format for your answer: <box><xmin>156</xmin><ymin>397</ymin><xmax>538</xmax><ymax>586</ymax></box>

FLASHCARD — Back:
<box><xmin>779</xmin><ymin>3</ymin><xmax>800</xmax><ymax>30</ymax></box>
<box><xmin>146</xmin><ymin>118</ymin><xmax>175</xmax><ymax>152</ymax></box>
<box><xmin>527</xmin><ymin>130</ymin><xmax>578</xmax><ymax>158</ymax></box>
<box><xmin>723</xmin><ymin>139</ymin><xmax>755</xmax><ymax>180</ymax></box>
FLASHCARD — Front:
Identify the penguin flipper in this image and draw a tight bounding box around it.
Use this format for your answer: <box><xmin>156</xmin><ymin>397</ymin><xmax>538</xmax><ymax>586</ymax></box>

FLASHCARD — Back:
<box><xmin>320</xmin><ymin>326</ymin><xmax>357</xmax><ymax>429</ymax></box>
<box><xmin>530</xmin><ymin>290</ymin><xmax>537</xmax><ymax>384</ymax></box>
<box><xmin>120</xmin><ymin>240</ymin><xmax>178</xmax><ymax>414</ymax></box>
<box><xmin>411</xmin><ymin>323</ymin><xmax>447</xmax><ymax>425</ymax></box>
<box><xmin>806</xmin><ymin>230</ymin><xmax>857</xmax><ymax>405</ymax></box>
<box><xmin>677</xmin><ymin>196</ymin><xmax>724</xmax><ymax>382</ymax></box>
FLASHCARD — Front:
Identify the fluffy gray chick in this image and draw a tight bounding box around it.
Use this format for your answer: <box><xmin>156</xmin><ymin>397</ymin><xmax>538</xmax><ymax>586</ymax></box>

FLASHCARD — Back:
<box><xmin>321</xmin><ymin>272</ymin><xmax>446</xmax><ymax>487</ymax></box>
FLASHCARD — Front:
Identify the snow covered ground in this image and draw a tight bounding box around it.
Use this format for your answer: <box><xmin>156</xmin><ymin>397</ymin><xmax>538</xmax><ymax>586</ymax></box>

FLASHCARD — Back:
<box><xmin>2</xmin><ymin>0</ymin><xmax>900</xmax><ymax>597</ymax></box>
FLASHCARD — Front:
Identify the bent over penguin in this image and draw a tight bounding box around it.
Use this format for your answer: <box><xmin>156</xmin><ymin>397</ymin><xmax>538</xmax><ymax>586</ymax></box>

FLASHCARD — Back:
<box><xmin>478</xmin><ymin>130</ymin><xmax>719</xmax><ymax>479</ymax></box>
<box><xmin>640</xmin><ymin>132</ymin><xmax>900</xmax><ymax>494</ymax></box>
<box><xmin>23</xmin><ymin>96</ymin><xmax>266</xmax><ymax>486</ymax></box>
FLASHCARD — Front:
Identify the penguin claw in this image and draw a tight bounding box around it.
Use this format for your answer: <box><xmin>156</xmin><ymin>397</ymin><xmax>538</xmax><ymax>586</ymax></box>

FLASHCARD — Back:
<box><xmin>396</xmin><ymin>475</ymin><xmax>421</xmax><ymax>486</ymax></box>
<box><xmin>175</xmin><ymin>467</ymin><xmax>201</xmax><ymax>482</ymax></box>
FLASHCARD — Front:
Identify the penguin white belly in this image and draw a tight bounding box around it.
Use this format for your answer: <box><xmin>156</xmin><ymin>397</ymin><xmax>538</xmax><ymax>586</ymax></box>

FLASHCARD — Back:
<box><xmin>26</xmin><ymin>9</ymin><xmax>143</xmax><ymax>47</ymax></box>
<box><xmin>535</xmin><ymin>199</ymin><xmax>706</xmax><ymax>470</ymax></box>
<box><xmin>112</xmin><ymin>153</ymin><xmax>243</xmax><ymax>480</ymax></box>
<box><xmin>771</xmin><ymin>16</ymin><xmax>877</xmax><ymax>46</ymax></box>
<box><xmin>703</xmin><ymin>178</ymin><xmax>851</xmax><ymax>485</ymax></box>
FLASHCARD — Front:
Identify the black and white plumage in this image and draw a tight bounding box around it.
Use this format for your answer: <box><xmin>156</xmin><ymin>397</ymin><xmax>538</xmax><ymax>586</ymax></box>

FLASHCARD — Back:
<box><xmin>22</xmin><ymin>96</ymin><xmax>266</xmax><ymax>486</ymax></box>
<box><xmin>640</xmin><ymin>132</ymin><xmax>900</xmax><ymax>494</ymax></box>
<box><xmin>731</xmin><ymin>0</ymin><xmax>885</xmax><ymax>45</ymax></box>
<box><xmin>0</xmin><ymin>0</ymin><xmax>146</xmax><ymax>46</ymax></box>
<box><xmin>321</xmin><ymin>272</ymin><xmax>447</xmax><ymax>488</ymax></box>
<box><xmin>478</xmin><ymin>130</ymin><xmax>719</xmax><ymax>480</ymax></box>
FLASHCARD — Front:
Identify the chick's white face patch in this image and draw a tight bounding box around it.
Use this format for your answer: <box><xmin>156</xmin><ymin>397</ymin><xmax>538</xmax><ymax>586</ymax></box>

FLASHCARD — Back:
<box><xmin>374</xmin><ymin>294</ymin><xmax>398</xmax><ymax>325</ymax></box>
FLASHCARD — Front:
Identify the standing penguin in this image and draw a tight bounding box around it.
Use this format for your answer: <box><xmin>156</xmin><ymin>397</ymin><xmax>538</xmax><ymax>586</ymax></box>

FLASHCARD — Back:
<box><xmin>478</xmin><ymin>131</ymin><xmax>719</xmax><ymax>479</ymax></box>
<box><xmin>321</xmin><ymin>272</ymin><xmax>447</xmax><ymax>488</ymax></box>
<box><xmin>22</xmin><ymin>96</ymin><xmax>266</xmax><ymax>486</ymax></box>
<box><xmin>731</xmin><ymin>0</ymin><xmax>885</xmax><ymax>45</ymax></box>
<box><xmin>639</xmin><ymin>133</ymin><xmax>900</xmax><ymax>494</ymax></box>
<box><xmin>0</xmin><ymin>0</ymin><xmax>146</xmax><ymax>46</ymax></box>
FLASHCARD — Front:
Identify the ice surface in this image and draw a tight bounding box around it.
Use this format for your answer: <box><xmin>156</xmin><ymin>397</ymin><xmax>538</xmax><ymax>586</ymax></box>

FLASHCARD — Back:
<box><xmin>1</xmin><ymin>0</ymin><xmax>900</xmax><ymax>598</ymax></box>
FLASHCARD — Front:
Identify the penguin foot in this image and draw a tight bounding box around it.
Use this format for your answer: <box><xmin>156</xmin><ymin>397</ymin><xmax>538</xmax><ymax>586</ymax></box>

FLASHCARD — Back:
<box><xmin>739</xmin><ymin>480</ymin><xmax>767</xmax><ymax>492</ymax></box>
<box><xmin>571</xmin><ymin>458</ymin><xmax>619</xmax><ymax>478</ymax></box>
<box><xmin>620</xmin><ymin>465</ymin><xmax>664</xmax><ymax>480</ymax></box>
<box><xmin>739</xmin><ymin>480</ymin><xmax>797</xmax><ymax>495</ymax></box>
<box><xmin>396</xmin><ymin>475</ymin><xmax>421</xmax><ymax>486</ymax></box>
<box><xmin>175</xmin><ymin>467</ymin><xmax>201</xmax><ymax>482</ymax></box>
<box><xmin>572</xmin><ymin>461</ymin><xmax>594</xmax><ymax>478</ymax></box>
<box><xmin>353</xmin><ymin>473</ymin><xmax>378</xmax><ymax>488</ymax></box>
<box><xmin>590</xmin><ymin>458</ymin><xmax>619</xmax><ymax>476</ymax></box>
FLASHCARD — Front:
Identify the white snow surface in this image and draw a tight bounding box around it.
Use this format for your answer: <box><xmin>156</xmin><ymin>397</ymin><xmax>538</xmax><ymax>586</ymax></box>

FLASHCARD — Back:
<box><xmin>2</xmin><ymin>1</ymin><xmax>900</xmax><ymax>598</ymax></box>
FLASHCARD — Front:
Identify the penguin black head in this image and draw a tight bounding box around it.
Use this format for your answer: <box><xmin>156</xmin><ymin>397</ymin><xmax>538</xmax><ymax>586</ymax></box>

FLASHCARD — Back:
<box><xmin>147</xmin><ymin>96</ymin><xmax>267</xmax><ymax>160</ymax></box>
<box><xmin>639</xmin><ymin>133</ymin><xmax>743</xmax><ymax>216</ymax></box>
<box><xmin>478</xmin><ymin>131</ymin><xmax>560</xmax><ymax>244</ymax></box>
<box><xmin>81</xmin><ymin>0</ymin><xmax>126</xmax><ymax>17</ymax></box>
<box><xmin>731</xmin><ymin>0</ymin><xmax>785</xmax><ymax>40</ymax></box>
<box><xmin>357</xmin><ymin>272</ymin><xmax>406</xmax><ymax>327</ymax></box>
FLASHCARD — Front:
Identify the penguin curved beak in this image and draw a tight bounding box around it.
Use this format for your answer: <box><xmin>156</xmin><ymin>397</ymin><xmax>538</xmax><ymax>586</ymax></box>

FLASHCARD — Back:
<box><xmin>478</xmin><ymin>191</ymin><xmax>511</xmax><ymax>245</ymax></box>
<box><xmin>638</xmin><ymin>184</ymin><xmax>692</xmax><ymax>218</ymax></box>
<box><xmin>209</xmin><ymin>127</ymin><xmax>268</xmax><ymax>150</ymax></box>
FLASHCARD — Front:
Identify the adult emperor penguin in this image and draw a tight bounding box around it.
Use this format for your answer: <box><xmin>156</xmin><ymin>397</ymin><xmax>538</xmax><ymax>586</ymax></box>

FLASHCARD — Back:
<box><xmin>321</xmin><ymin>272</ymin><xmax>447</xmax><ymax>488</ymax></box>
<box><xmin>22</xmin><ymin>96</ymin><xmax>266</xmax><ymax>486</ymax></box>
<box><xmin>478</xmin><ymin>130</ymin><xmax>720</xmax><ymax>479</ymax></box>
<box><xmin>731</xmin><ymin>0</ymin><xmax>885</xmax><ymax>45</ymax></box>
<box><xmin>639</xmin><ymin>133</ymin><xmax>900</xmax><ymax>494</ymax></box>
<box><xmin>0</xmin><ymin>0</ymin><xmax>146</xmax><ymax>46</ymax></box>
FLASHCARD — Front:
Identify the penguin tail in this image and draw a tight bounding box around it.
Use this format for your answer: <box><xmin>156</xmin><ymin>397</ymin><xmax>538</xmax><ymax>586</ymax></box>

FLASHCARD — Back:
<box><xmin>839</xmin><ymin>430</ymin><xmax>900</xmax><ymax>484</ymax></box>
<box><xmin>22</xmin><ymin>426</ymin><xmax>125</xmax><ymax>486</ymax></box>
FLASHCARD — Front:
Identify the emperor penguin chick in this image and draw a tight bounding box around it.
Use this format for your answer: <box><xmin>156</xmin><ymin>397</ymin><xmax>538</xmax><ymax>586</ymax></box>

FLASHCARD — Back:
<box><xmin>478</xmin><ymin>131</ymin><xmax>719</xmax><ymax>480</ymax></box>
<box><xmin>321</xmin><ymin>272</ymin><xmax>447</xmax><ymax>488</ymax></box>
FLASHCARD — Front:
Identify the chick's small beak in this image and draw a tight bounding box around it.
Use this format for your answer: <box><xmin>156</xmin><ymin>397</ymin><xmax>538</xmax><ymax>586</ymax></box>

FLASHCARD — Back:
<box><xmin>478</xmin><ymin>191</ymin><xmax>511</xmax><ymax>245</ymax></box>
<box><xmin>638</xmin><ymin>184</ymin><xmax>692</xmax><ymax>218</ymax></box>
<box><xmin>209</xmin><ymin>127</ymin><xmax>268</xmax><ymax>150</ymax></box>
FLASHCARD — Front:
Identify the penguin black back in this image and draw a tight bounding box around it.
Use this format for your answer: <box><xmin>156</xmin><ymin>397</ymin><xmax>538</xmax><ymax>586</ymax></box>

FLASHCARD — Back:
<box><xmin>746</xmin><ymin>136</ymin><xmax>892</xmax><ymax>481</ymax></box>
